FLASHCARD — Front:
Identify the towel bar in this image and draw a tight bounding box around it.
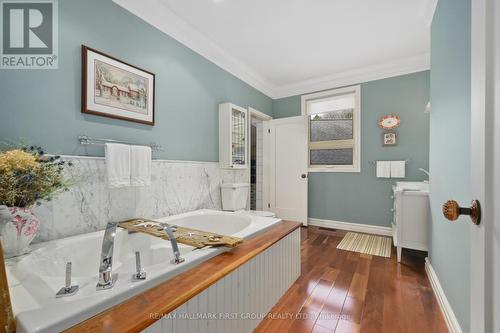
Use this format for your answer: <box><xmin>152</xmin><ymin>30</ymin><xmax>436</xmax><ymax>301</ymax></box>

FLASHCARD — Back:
<box><xmin>78</xmin><ymin>135</ymin><xmax>162</xmax><ymax>152</ymax></box>
<box><xmin>368</xmin><ymin>159</ymin><xmax>411</xmax><ymax>166</ymax></box>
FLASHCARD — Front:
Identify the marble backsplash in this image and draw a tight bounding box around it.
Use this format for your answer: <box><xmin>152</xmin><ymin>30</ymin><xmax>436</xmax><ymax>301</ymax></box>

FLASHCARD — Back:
<box><xmin>32</xmin><ymin>156</ymin><xmax>247</xmax><ymax>243</ymax></box>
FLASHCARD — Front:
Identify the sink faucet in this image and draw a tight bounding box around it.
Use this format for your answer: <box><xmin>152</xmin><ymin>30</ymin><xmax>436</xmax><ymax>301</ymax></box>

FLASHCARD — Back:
<box><xmin>96</xmin><ymin>221</ymin><xmax>119</xmax><ymax>290</ymax></box>
<box><xmin>160</xmin><ymin>224</ymin><xmax>185</xmax><ymax>264</ymax></box>
<box><xmin>418</xmin><ymin>168</ymin><xmax>430</xmax><ymax>180</ymax></box>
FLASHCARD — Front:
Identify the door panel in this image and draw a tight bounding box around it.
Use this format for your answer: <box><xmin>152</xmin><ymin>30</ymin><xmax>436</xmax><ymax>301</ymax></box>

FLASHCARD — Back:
<box><xmin>430</xmin><ymin>0</ymin><xmax>476</xmax><ymax>330</ymax></box>
<box><xmin>470</xmin><ymin>0</ymin><xmax>492</xmax><ymax>331</ymax></box>
<box><xmin>267</xmin><ymin>116</ymin><xmax>308</xmax><ymax>224</ymax></box>
<box><xmin>491</xmin><ymin>3</ymin><xmax>499</xmax><ymax>332</ymax></box>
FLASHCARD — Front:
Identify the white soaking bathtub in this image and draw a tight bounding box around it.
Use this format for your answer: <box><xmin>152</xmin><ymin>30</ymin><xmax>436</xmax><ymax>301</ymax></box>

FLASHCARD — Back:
<box><xmin>5</xmin><ymin>209</ymin><xmax>281</xmax><ymax>333</ymax></box>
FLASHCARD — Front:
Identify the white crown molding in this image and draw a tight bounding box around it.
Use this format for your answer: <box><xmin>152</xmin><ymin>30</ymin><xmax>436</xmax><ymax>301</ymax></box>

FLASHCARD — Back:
<box><xmin>425</xmin><ymin>258</ymin><xmax>463</xmax><ymax>333</ymax></box>
<box><xmin>308</xmin><ymin>218</ymin><xmax>392</xmax><ymax>236</ymax></box>
<box><xmin>273</xmin><ymin>53</ymin><xmax>430</xmax><ymax>99</ymax></box>
<box><xmin>112</xmin><ymin>0</ymin><xmax>277</xmax><ymax>97</ymax></box>
<box><xmin>113</xmin><ymin>0</ymin><xmax>431</xmax><ymax>100</ymax></box>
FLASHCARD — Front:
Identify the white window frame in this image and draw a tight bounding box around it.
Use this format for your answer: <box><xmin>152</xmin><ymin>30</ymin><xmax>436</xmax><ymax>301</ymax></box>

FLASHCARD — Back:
<box><xmin>301</xmin><ymin>85</ymin><xmax>361</xmax><ymax>173</ymax></box>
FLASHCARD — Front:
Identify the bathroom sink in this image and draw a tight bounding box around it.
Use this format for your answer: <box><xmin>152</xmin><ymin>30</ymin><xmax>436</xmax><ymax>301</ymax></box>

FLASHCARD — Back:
<box><xmin>395</xmin><ymin>181</ymin><xmax>429</xmax><ymax>191</ymax></box>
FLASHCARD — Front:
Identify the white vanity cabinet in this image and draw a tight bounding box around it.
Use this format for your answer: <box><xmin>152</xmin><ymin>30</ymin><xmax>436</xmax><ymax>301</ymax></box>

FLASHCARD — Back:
<box><xmin>219</xmin><ymin>103</ymin><xmax>248</xmax><ymax>169</ymax></box>
<box><xmin>392</xmin><ymin>182</ymin><xmax>430</xmax><ymax>263</ymax></box>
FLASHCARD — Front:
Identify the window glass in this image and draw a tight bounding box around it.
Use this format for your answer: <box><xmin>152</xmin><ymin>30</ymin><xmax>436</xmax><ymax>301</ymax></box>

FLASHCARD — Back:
<box><xmin>304</xmin><ymin>87</ymin><xmax>360</xmax><ymax>170</ymax></box>
<box><xmin>310</xmin><ymin>148</ymin><xmax>353</xmax><ymax>165</ymax></box>
<box><xmin>231</xmin><ymin>109</ymin><xmax>246</xmax><ymax>165</ymax></box>
<box><xmin>310</xmin><ymin>109</ymin><xmax>353</xmax><ymax>142</ymax></box>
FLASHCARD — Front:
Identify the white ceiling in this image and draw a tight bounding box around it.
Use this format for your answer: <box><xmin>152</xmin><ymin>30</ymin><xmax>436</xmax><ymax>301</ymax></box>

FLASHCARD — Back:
<box><xmin>114</xmin><ymin>0</ymin><xmax>436</xmax><ymax>98</ymax></box>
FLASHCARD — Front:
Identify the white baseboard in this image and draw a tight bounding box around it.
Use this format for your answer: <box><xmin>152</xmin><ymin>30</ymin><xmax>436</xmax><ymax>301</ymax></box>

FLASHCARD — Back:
<box><xmin>307</xmin><ymin>218</ymin><xmax>392</xmax><ymax>236</ymax></box>
<box><xmin>425</xmin><ymin>258</ymin><xmax>463</xmax><ymax>333</ymax></box>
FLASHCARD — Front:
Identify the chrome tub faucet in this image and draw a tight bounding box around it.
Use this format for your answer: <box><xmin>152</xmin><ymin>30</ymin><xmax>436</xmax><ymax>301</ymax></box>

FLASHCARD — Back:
<box><xmin>96</xmin><ymin>221</ymin><xmax>119</xmax><ymax>290</ymax></box>
<box><xmin>96</xmin><ymin>221</ymin><xmax>183</xmax><ymax>291</ymax></box>
<box><xmin>160</xmin><ymin>224</ymin><xmax>185</xmax><ymax>264</ymax></box>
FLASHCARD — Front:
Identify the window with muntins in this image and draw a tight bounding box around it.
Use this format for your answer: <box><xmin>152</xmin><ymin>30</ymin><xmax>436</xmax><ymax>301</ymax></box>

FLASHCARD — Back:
<box><xmin>302</xmin><ymin>86</ymin><xmax>361</xmax><ymax>172</ymax></box>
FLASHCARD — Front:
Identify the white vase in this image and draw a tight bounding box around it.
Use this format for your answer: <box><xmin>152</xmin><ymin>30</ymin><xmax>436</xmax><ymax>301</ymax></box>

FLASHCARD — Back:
<box><xmin>0</xmin><ymin>206</ymin><xmax>40</xmax><ymax>258</ymax></box>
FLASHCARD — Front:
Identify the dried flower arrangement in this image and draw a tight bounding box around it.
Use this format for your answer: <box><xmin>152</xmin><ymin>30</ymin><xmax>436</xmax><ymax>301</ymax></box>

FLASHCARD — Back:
<box><xmin>0</xmin><ymin>146</ymin><xmax>73</xmax><ymax>208</ymax></box>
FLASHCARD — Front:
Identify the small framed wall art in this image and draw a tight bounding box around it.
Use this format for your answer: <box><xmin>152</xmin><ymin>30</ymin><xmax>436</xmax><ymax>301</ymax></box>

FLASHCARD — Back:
<box><xmin>82</xmin><ymin>45</ymin><xmax>155</xmax><ymax>125</ymax></box>
<box><xmin>383</xmin><ymin>132</ymin><xmax>398</xmax><ymax>146</ymax></box>
<box><xmin>378</xmin><ymin>114</ymin><xmax>400</xmax><ymax>130</ymax></box>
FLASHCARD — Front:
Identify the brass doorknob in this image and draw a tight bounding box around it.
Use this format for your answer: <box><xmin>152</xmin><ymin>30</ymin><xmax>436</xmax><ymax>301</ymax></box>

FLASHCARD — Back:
<box><xmin>442</xmin><ymin>200</ymin><xmax>481</xmax><ymax>225</ymax></box>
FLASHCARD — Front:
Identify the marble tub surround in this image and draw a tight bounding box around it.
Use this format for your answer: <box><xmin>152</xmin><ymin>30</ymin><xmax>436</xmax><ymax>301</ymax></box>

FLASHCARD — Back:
<box><xmin>32</xmin><ymin>156</ymin><xmax>247</xmax><ymax>243</ymax></box>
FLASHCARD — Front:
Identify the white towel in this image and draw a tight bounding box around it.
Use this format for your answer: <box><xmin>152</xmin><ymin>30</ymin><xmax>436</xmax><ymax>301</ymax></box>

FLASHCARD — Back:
<box><xmin>105</xmin><ymin>143</ymin><xmax>131</xmax><ymax>188</ymax></box>
<box><xmin>376</xmin><ymin>161</ymin><xmax>391</xmax><ymax>178</ymax></box>
<box><xmin>130</xmin><ymin>145</ymin><xmax>151</xmax><ymax>186</ymax></box>
<box><xmin>390</xmin><ymin>160</ymin><xmax>406</xmax><ymax>178</ymax></box>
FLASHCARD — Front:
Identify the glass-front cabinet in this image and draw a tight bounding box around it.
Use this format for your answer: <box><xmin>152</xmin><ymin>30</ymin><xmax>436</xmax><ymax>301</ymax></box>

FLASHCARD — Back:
<box><xmin>219</xmin><ymin>103</ymin><xmax>248</xmax><ymax>169</ymax></box>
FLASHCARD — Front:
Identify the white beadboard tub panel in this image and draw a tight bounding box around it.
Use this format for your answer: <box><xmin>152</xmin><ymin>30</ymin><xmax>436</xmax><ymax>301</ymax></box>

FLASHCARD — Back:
<box><xmin>143</xmin><ymin>228</ymin><xmax>301</xmax><ymax>333</ymax></box>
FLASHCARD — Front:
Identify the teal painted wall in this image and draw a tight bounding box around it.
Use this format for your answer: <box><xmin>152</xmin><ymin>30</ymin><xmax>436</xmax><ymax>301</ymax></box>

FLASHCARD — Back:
<box><xmin>0</xmin><ymin>0</ymin><xmax>272</xmax><ymax>161</ymax></box>
<box><xmin>272</xmin><ymin>95</ymin><xmax>301</xmax><ymax>119</ymax></box>
<box><xmin>272</xmin><ymin>71</ymin><xmax>430</xmax><ymax>227</ymax></box>
<box><xmin>430</xmin><ymin>0</ymin><xmax>471</xmax><ymax>330</ymax></box>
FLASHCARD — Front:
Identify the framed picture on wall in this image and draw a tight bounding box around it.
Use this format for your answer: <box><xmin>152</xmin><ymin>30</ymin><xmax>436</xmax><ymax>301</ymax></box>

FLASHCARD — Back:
<box><xmin>383</xmin><ymin>132</ymin><xmax>397</xmax><ymax>146</ymax></box>
<box><xmin>82</xmin><ymin>45</ymin><xmax>155</xmax><ymax>125</ymax></box>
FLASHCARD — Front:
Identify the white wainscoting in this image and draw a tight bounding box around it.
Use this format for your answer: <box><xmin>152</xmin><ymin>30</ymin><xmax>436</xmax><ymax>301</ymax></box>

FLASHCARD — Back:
<box><xmin>425</xmin><ymin>258</ymin><xmax>463</xmax><ymax>333</ymax></box>
<box><xmin>143</xmin><ymin>228</ymin><xmax>301</xmax><ymax>333</ymax></box>
<box><xmin>308</xmin><ymin>218</ymin><xmax>392</xmax><ymax>236</ymax></box>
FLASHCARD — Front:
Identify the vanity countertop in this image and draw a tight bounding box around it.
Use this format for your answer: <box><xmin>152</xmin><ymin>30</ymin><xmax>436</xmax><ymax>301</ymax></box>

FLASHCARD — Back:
<box><xmin>393</xmin><ymin>181</ymin><xmax>429</xmax><ymax>193</ymax></box>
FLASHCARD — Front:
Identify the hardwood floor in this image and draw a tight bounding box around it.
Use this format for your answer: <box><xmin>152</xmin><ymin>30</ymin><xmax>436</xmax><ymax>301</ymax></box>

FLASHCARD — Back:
<box><xmin>254</xmin><ymin>226</ymin><xmax>448</xmax><ymax>333</ymax></box>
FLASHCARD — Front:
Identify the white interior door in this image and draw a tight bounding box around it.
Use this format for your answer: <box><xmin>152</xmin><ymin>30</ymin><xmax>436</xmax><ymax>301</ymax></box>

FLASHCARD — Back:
<box><xmin>470</xmin><ymin>0</ymin><xmax>494</xmax><ymax>331</ymax></box>
<box><xmin>491</xmin><ymin>3</ymin><xmax>500</xmax><ymax>332</ymax></box>
<box><xmin>266</xmin><ymin>116</ymin><xmax>308</xmax><ymax>225</ymax></box>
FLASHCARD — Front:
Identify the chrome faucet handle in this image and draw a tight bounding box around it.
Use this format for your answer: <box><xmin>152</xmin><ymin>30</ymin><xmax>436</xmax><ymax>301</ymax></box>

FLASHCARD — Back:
<box><xmin>132</xmin><ymin>251</ymin><xmax>147</xmax><ymax>281</ymax></box>
<box><xmin>156</xmin><ymin>224</ymin><xmax>178</xmax><ymax>232</ymax></box>
<box><xmin>56</xmin><ymin>262</ymin><xmax>79</xmax><ymax>298</ymax></box>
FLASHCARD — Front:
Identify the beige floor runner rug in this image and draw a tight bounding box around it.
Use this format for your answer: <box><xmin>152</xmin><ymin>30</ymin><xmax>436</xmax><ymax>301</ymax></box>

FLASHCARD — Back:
<box><xmin>337</xmin><ymin>232</ymin><xmax>392</xmax><ymax>258</ymax></box>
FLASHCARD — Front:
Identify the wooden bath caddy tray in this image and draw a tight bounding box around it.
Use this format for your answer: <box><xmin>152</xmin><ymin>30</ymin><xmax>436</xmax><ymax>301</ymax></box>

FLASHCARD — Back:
<box><xmin>118</xmin><ymin>218</ymin><xmax>243</xmax><ymax>249</ymax></box>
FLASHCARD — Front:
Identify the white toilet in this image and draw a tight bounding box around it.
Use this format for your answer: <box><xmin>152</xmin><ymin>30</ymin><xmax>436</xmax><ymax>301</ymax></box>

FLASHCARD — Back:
<box><xmin>220</xmin><ymin>183</ymin><xmax>276</xmax><ymax>217</ymax></box>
